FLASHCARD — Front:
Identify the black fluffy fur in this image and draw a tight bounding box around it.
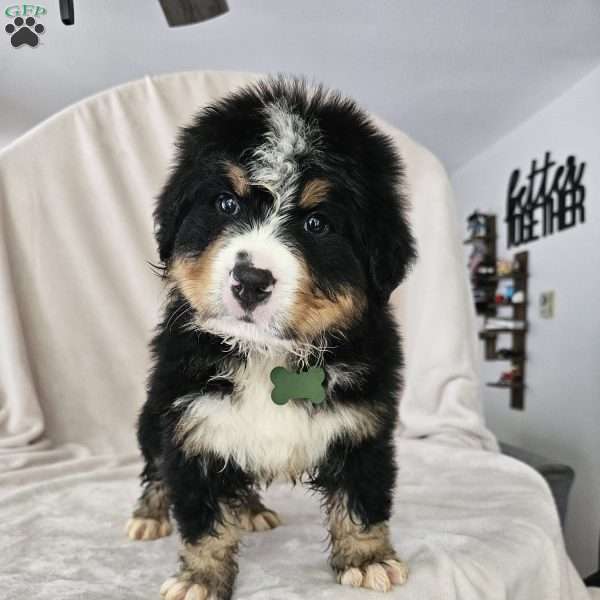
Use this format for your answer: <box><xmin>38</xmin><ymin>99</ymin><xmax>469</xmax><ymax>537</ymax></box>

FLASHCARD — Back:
<box><xmin>135</xmin><ymin>77</ymin><xmax>416</xmax><ymax>598</ymax></box>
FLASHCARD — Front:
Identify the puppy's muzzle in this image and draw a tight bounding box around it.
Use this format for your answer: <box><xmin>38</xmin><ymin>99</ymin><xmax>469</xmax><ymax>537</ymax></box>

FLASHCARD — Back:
<box><xmin>231</xmin><ymin>262</ymin><xmax>275</xmax><ymax>312</ymax></box>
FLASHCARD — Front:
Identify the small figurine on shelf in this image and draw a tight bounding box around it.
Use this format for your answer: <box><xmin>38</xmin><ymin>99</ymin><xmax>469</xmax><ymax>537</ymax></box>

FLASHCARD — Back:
<box><xmin>466</xmin><ymin>210</ymin><xmax>488</xmax><ymax>238</ymax></box>
<box><xmin>468</xmin><ymin>240</ymin><xmax>487</xmax><ymax>277</ymax></box>
<box><xmin>494</xmin><ymin>283</ymin><xmax>513</xmax><ymax>304</ymax></box>
<box><xmin>497</xmin><ymin>366</ymin><xmax>522</xmax><ymax>385</ymax></box>
<box><xmin>511</xmin><ymin>257</ymin><xmax>522</xmax><ymax>274</ymax></box>
<box><xmin>496</xmin><ymin>259</ymin><xmax>513</xmax><ymax>276</ymax></box>
<box><xmin>475</xmin><ymin>263</ymin><xmax>495</xmax><ymax>276</ymax></box>
<box><xmin>511</xmin><ymin>291</ymin><xmax>525</xmax><ymax>304</ymax></box>
<box><xmin>484</xmin><ymin>317</ymin><xmax>525</xmax><ymax>330</ymax></box>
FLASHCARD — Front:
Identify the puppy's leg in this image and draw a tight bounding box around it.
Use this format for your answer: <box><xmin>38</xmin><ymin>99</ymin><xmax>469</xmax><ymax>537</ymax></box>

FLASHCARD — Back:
<box><xmin>160</xmin><ymin>451</ymin><xmax>253</xmax><ymax>600</ymax></box>
<box><xmin>127</xmin><ymin>401</ymin><xmax>172</xmax><ymax>541</ymax></box>
<box><xmin>161</xmin><ymin>512</ymin><xmax>239</xmax><ymax>600</ymax></box>
<box><xmin>126</xmin><ymin>477</ymin><xmax>172</xmax><ymax>541</ymax></box>
<box><xmin>236</xmin><ymin>490</ymin><xmax>281</xmax><ymax>532</ymax></box>
<box><xmin>316</xmin><ymin>436</ymin><xmax>408</xmax><ymax>592</ymax></box>
<box><xmin>328</xmin><ymin>496</ymin><xmax>408</xmax><ymax>592</ymax></box>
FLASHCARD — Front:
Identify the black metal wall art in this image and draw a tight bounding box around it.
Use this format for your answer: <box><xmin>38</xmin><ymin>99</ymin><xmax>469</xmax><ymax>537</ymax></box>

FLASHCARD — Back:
<box><xmin>505</xmin><ymin>151</ymin><xmax>586</xmax><ymax>248</ymax></box>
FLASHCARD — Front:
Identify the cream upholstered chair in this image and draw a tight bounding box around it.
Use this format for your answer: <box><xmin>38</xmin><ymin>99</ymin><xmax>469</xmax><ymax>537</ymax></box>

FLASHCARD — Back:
<box><xmin>0</xmin><ymin>71</ymin><xmax>589</xmax><ymax>600</ymax></box>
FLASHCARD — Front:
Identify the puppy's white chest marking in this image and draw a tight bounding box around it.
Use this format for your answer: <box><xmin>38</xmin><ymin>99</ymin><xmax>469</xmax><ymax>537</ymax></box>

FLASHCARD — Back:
<box><xmin>176</xmin><ymin>354</ymin><xmax>373</xmax><ymax>479</ymax></box>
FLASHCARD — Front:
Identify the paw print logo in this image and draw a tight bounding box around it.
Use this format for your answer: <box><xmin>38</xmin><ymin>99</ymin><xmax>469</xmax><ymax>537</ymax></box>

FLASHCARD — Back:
<box><xmin>5</xmin><ymin>16</ymin><xmax>45</xmax><ymax>48</ymax></box>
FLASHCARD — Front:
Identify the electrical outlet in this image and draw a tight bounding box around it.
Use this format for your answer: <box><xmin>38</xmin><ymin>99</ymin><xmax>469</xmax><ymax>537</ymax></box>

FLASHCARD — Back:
<box><xmin>539</xmin><ymin>291</ymin><xmax>555</xmax><ymax>319</ymax></box>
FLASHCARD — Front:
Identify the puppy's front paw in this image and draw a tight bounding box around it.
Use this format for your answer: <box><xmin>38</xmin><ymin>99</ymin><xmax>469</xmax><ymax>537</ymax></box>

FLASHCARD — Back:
<box><xmin>160</xmin><ymin>576</ymin><xmax>209</xmax><ymax>600</ymax></box>
<box><xmin>238</xmin><ymin>508</ymin><xmax>281</xmax><ymax>532</ymax></box>
<box><xmin>126</xmin><ymin>517</ymin><xmax>172</xmax><ymax>541</ymax></box>
<box><xmin>337</xmin><ymin>559</ymin><xmax>408</xmax><ymax>592</ymax></box>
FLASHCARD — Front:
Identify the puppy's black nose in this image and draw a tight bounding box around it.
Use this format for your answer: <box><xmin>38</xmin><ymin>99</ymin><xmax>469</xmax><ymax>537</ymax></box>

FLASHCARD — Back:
<box><xmin>231</xmin><ymin>263</ymin><xmax>275</xmax><ymax>311</ymax></box>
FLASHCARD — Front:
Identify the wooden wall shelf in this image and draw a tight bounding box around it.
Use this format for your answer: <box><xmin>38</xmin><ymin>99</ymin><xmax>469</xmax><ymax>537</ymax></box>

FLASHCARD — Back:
<box><xmin>486</xmin><ymin>382</ymin><xmax>525</xmax><ymax>390</ymax></box>
<box><xmin>467</xmin><ymin>213</ymin><xmax>528</xmax><ymax>410</ymax></box>
<box><xmin>475</xmin><ymin>274</ymin><xmax>526</xmax><ymax>282</ymax></box>
<box><xmin>479</xmin><ymin>328</ymin><xmax>527</xmax><ymax>337</ymax></box>
<box><xmin>463</xmin><ymin>235</ymin><xmax>497</xmax><ymax>244</ymax></box>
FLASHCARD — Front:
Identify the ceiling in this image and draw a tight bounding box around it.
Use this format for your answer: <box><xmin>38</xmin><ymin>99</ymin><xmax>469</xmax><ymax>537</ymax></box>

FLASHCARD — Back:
<box><xmin>1</xmin><ymin>0</ymin><xmax>600</xmax><ymax>171</ymax></box>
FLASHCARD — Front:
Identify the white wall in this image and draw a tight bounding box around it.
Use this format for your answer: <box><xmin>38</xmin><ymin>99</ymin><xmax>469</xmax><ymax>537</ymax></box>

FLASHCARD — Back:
<box><xmin>3</xmin><ymin>1</ymin><xmax>600</xmax><ymax>169</ymax></box>
<box><xmin>452</xmin><ymin>65</ymin><xmax>600</xmax><ymax>576</ymax></box>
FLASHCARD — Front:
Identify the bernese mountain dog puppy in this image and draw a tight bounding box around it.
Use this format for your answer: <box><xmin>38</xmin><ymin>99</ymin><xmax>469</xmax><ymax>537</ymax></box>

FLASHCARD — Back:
<box><xmin>127</xmin><ymin>78</ymin><xmax>416</xmax><ymax>600</ymax></box>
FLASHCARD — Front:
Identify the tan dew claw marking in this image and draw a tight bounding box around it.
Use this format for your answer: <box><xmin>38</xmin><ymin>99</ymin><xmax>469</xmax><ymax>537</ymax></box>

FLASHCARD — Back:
<box><xmin>160</xmin><ymin>576</ymin><xmax>209</xmax><ymax>600</ymax></box>
<box><xmin>338</xmin><ymin>560</ymin><xmax>409</xmax><ymax>592</ymax></box>
<box><xmin>238</xmin><ymin>509</ymin><xmax>281</xmax><ymax>532</ymax></box>
<box><xmin>125</xmin><ymin>517</ymin><xmax>172</xmax><ymax>541</ymax></box>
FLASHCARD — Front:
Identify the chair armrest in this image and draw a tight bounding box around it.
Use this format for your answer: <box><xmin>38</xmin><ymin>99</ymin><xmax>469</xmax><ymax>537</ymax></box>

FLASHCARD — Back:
<box><xmin>500</xmin><ymin>442</ymin><xmax>575</xmax><ymax>529</ymax></box>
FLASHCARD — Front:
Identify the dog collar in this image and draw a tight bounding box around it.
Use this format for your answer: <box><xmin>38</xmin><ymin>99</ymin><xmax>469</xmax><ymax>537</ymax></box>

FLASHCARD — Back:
<box><xmin>270</xmin><ymin>366</ymin><xmax>326</xmax><ymax>406</ymax></box>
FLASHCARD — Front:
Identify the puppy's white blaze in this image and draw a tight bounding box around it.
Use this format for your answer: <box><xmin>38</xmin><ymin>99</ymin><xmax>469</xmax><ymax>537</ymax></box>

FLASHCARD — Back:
<box><xmin>251</xmin><ymin>102</ymin><xmax>318</xmax><ymax>211</ymax></box>
<box><xmin>176</xmin><ymin>353</ymin><xmax>375</xmax><ymax>478</ymax></box>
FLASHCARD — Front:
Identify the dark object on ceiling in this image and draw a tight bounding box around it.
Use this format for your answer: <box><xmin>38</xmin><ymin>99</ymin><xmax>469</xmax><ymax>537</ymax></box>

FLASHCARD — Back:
<box><xmin>159</xmin><ymin>0</ymin><xmax>229</xmax><ymax>27</ymax></box>
<box><xmin>59</xmin><ymin>0</ymin><xmax>74</xmax><ymax>25</ymax></box>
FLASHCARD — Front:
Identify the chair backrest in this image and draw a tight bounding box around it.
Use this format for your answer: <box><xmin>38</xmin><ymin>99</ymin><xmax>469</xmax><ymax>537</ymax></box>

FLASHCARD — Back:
<box><xmin>0</xmin><ymin>71</ymin><xmax>496</xmax><ymax>455</ymax></box>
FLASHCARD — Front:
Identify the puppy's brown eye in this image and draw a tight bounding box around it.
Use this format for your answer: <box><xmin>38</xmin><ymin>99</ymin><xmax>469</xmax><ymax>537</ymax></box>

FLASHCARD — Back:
<box><xmin>216</xmin><ymin>193</ymin><xmax>240</xmax><ymax>216</ymax></box>
<box><xmin>304</xmin><ymin>214</ymin><xmax>330</xmax><ymax>236</ymax></box>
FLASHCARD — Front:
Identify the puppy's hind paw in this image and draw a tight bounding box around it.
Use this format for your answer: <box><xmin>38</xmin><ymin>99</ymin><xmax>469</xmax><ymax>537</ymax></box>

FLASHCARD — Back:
<box><xmin>337</xmin><ymin>559</ymin><xmax>408</xmax><ymax>592</ymax></box>
<box><xmin>126</xmin><ymin>517</ymin><xmax>172</xmax><ymax>541</ymax></box>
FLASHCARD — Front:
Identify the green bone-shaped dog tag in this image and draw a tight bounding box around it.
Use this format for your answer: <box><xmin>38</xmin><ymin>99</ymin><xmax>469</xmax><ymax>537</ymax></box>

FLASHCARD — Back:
<box><xmin>270</xmin><ymin>366</ymin><xmax>326</xmax><ymax>406</ymax></box>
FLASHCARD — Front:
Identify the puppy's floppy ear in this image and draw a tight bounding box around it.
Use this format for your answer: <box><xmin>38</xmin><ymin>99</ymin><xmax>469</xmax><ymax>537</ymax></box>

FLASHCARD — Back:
<box><xmin>367</xmin><ymin>194</ymin><xmax>416</xmax><ymax>303</ymax></box>
<box><xmin>153</xmin><ymin>121</ymin><xmax>208</xmax><ymax>264</ymax></box>
<box><xmin>153</xmin><ymin>164</ymin><xmax>194</xmax><ymax>264</ymax></box>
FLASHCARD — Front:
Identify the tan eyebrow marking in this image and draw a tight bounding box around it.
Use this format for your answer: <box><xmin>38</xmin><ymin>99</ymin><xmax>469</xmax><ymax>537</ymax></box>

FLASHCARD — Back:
<box><xmin>225</xmin><ymin>162</ymin><xmax>250</xmax><ymax>197</ymax></box>
<box><xmin>299</xmin><ymin>178</ymin><xmax>332</xmax><ymax>209</ymax></box>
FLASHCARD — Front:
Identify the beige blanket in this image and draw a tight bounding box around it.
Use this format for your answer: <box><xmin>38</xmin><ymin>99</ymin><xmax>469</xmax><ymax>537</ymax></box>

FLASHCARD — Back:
<box><xmin>0</xmin><ymin>71</ymin><xmax>588</xmax><ymax>599</ymax></box>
